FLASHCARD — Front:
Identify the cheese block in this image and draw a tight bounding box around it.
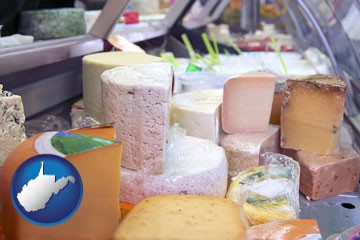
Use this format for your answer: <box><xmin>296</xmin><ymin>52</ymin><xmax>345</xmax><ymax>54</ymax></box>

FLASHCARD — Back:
<box><xmin>247</xmin><ymin>219</ymin><xmax>322</xmax><ymax>240</ymax></box>
<box><xmin>83</xmin><ymin>52</ymin><xmax>164</xmax><ymax>122</ymax></box>
<box><xmin>222</xmin><ymin>72</ymin><xmax>276</xmax><ymax>133</ymax></box>
<box><xmin>226</xmin><ymin>153</ymin><xmax>300</xmax><ymax>225</ymax></box>
<box><xmin>269</xmin><ymin>83</ymin><xmax>284</xmax><ymax>125</ymax></box>
<box><xmin>0</xmin><ymin>126</ymin><xmax>122</xmax><ymax>240</ymax></box>
<box><xmin>220</xmin><ymin>125</ymin><xmax>280</xmax><ymax>177</ymax></box>
<box><xmin>102</xmin><ymin>62</ymin><xmax>173</xmax><ymax>174</ymax></box>
<box><xmin>120</xmin><ymin>134</ymin><xmax>228</xmax><ymax>204</ymax></box>
<box><xmin>281</xmin><ymin>75</ymin><xmax>346</xmax><ymax>155</ymax></box>
<box><xmin>113</xmin><ymin>195</ymin><xmax>248</xmax><ymax>240</ymax></box>
<box><xmin>18</xmin><ymin>8</ymin><xmax>86</xmax><ymax>40</ymax></box>
<box><xmin>0</xmin><ymin>85</ymin><xmax>26</xmax><ymax>168</ymax></box>
<box><xmin>170</xmin><ymin>89</ymin><xmax>223</xmax><ymax>144</ymax></box>
<box><xmin>294</xmin><ymin>146</ymin><xmax>360</xmax><ymax>200</ymax></box>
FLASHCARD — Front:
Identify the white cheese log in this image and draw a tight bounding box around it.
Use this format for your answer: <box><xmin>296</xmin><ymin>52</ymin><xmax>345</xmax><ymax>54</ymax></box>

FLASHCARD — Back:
<box><xmin>0</xmin><ymin>85</ymin><xmax>26</xmax><ymax>168</ymax></box>
<box><xmin>170</xmin><ymin>89</ymin><xmax>223</xmax><ymax>144</ymax></box>
<box><xmin>102</xmin><ymin>62</ymin><xmax>173</xmax><ymax>174</ymax></box>
<box><xmin>120</xmin><ymin>135</ymin><xmax>228</xmax><ymax>204</ymax></box>
<box><xmin>82</xmin><ymin>52</ymin><xmax>164</xmax><ymax>122</ymax></box>
<box><xmin>220</xmin><ymin>125</ymin><xmax>280</xmax><ymax>177</ymax></box>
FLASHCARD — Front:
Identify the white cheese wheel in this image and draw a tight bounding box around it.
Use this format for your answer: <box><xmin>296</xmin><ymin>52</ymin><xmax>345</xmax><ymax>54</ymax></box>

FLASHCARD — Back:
<box><xmin>120</xmin><ymin>135</ymin><xmax>228</xmax><ymax>204</ymax></box>
<box><xmin>82</xmin><ymin>51</ymin><xmax>164</xmax><ymax>122</ymax></box>
<box><xmin>102</xmin><ymin>62</ymin><xmax>173</xmax><ymax>174</ymax></box>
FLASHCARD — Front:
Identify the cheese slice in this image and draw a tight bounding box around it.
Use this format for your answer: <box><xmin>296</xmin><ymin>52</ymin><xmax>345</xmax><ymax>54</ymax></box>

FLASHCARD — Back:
<box><xmin>247</xmin><ymin>219</ymin><xmax>321</xmax><ymax>240</ymax></box>
<box><xmin>82</xmin><ymin>52</ymin><xmax>164</xmax><ymax>122</ymax></box>
<box><xmin>0</xmin><ymin>126</ymin><xmax>122</xmax><ymax>240</ymax></box>
<box><xmin>113</xmin><ymin>195</ymin><xmax>248</xmax><ymax>240</ymax></box>
<box><xmin>281</xmin><ymin>75</ymin><xmax>346</xmax><ymax>154</ymax></box>
<box><xmin>294</xmin><ymin>145</ymin><xmax>360</xmax><ymax>200</ymax></box>
<box><xmin>0</xmin><ymin>85</ymin><xmax>26</xmax><ymax>168</ymax></box>
<box><xmin>222</xmin><ymin>72</ymin><xmax>276</xmax><ymax>133</ymax></box>
<box><xmin>220</xmin><ymin>125</ymin><xmax>280</xmax><ymax>177</ymax></box>
<box><xmin>170</xmin><ymin>89</ymin><xmax>223</xmax><ymax>144</ymax></box>
<box><xmin>102</xmin><ymin>62</ymin><xmax>173</xmax><ymax>174</ymax></box>
<box><xmin>120</xmin><ymin>134</ymin><xmax>228</xmax><ymax>204</ymax></box>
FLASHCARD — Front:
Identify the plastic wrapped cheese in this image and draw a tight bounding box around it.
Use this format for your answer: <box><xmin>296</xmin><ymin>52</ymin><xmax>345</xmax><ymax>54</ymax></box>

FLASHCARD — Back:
<box><xmin>120</xmin><ymin>125</ymin><xmax>228</xmax><ymax>204</ymax></box>
<box><xmin>226</xmin><ymin>152</ymin><xmax>300</xmax><ymax>225</ymax></box>
<box><xmin>0</xmin><ymin>125</ymin><xmax>122</xmax><ymax>240</ymax></box>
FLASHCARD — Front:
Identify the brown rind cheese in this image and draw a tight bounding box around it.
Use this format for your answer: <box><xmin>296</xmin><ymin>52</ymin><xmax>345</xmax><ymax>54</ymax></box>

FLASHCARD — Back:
<box><xmin>281</xmin><ymin>75</ymin><xmax>346</xmax><ymax>155</ymax></box>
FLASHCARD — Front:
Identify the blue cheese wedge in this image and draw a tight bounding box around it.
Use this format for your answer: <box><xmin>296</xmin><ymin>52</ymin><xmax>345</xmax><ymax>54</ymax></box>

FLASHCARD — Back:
<box><xmin>0</xmin><ymin>85</ymin><xmax>26</xmax><ymax>167</ymax></box>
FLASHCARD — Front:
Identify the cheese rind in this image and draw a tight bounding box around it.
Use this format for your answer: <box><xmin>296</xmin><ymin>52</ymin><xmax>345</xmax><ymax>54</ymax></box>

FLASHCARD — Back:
<box><xmin>295</xmin><ymin>146</ymin><xmax>360</xmax><ymax>200</ymax></box>
<box><xmin>281</xmin><ymin>75</ymin><xmax>346</xmax><ymax>154</ymax></box>
<box><xmin>170</xmin><ymin>89</ymin><xmax>223</xmax><ymax>144</ymax></box>
<box><xmin>113</xmin><ymin>195</ymin><xmax>248</xmax><ymax>240</ymax></box>
<box><xmin>102</xmin><ymin>62</ymin><xmax>173</xmax><ymax>174</ymax></box>
<box><xmin>82</xmin><ymin>52</ymin><xmax>164</xmax><ymax>122</ymax></box>
<box><xmin>120</xmin><ymin>135</ymin><xmax>228</xmax><ymax>204</ymax></box>
<box><xmin>0</xmin><ymin>127</ymin><xmax>122</xmax><ymax>240</ymax></box>
<box><xmin>0</xmin><ymin>86</ymin><xmax>26</xmax><ymax>168</ymax></box>
<box><xmin>220</xmin><ymin>125</ymin><xmax>280</xmax><ymax>177</ymax></box>
<box><xmin>222</xmin><ymin>72</ymin><xmax>276</xmax><ymax>133</ymax></box>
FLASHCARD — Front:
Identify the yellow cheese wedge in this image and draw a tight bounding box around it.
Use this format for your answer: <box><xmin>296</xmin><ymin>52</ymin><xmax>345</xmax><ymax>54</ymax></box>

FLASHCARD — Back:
<box><xmin>281</xmin><ymin>75</ymin><xmax>346</xmax><ymax>154</ymax></box>
<box><xmin>113</xmin><ymin>194</ymin><xmax>248</xmax><ymax>240</ymax></box>
<box><xmin>0</xmin><ymin>126</ymin><xmax>122</xmax><ymax>240</ymax></box>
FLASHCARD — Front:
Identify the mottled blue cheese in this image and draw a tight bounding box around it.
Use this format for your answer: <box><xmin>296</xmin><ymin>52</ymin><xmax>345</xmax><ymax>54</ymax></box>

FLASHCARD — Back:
<box><xmin>0</xmin><ymin>85</ymin><xmax>26</xmax><ymax>167</ymax></box>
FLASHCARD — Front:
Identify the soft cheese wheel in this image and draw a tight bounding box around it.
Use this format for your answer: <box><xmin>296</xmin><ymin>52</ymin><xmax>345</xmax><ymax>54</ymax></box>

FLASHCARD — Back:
<box><xmin>281</xmin><ymin>75</ymin><xmax>346</xmax><ymax>155</ymax></box>
<box><xmin>220</xmin><ymin>125</ymin><xmax>280</xmax><ymax>177</ymax></box>
<box><xmin>0</xmin><ymin>126</ymin><xmax>122</xmax><ymax>240</ymax></box>
<box><xmin>0</xmin><ymin>85</ymin><xmax>26</xmax><ymax>168</ymax></box>
<box><xmin>102</xmin><ymin>62</ymin><xmax>173</xmax><ymax>174</ymax></box>
<box><xmin>113</xmin><ymin>195</ymin><xmax>248</xmax><ymax>240</ymax></box>
<box><xmin>120</xmin><ymin>135</ymin><xmax>228</xmax><ymax>204</ymax></box>
<box><xmin>247</xmin><ymin>219</ymin><xmax>321</xmax><ymax>240</ymax></box>
<box><xmin>222</xmin><ymin>72</ymin><xmax>276</xmax><ymax>133</ymax></box>
<box><xmin>170</xmin><ymin>89</ymin><xmax>223</xmax><ymax>144</ymax></box>
<box><xmin>294</xmin><ymin>146</ymin><xmax>360</xmax><ymax>200</ymax></box>
<box><xmin>82</xmin><ymin>52</ymin><xmax>164</xmax><ymax>122</ymax></box>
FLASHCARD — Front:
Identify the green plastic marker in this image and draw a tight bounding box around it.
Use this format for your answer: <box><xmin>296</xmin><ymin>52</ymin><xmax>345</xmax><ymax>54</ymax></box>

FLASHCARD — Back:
<box><xmin>224</xmin><ymin>48</ymin><xmax>232</xmax><ymax>55</ymax></box>
<box><xmin>186</xmin><ymin>63</ymin><xmax>202</xmax><ymax>72</ymax></box>
<box><xmin>227</xmin><ymin>38</ymin><xmax>243</xmax><ymax>55</ymax></box>
<box><xmin>270</xmin><ymin>36</ymin><xmax>288</xmax><ymax>75</ymax></box>
<box><xmin>211</xmin><ymin>32</ymin><xmax>219</xmax><ymax>56</ymax></box>
<box><xmin>168</xmin><ymin>52</ymin><xmax>180</xmax><ymax>68</ymax></box>
<box><xmin>201</xmin><ymin>33</ymin><xmax>217</xmax><ymax>60</ymax></box>
<box><xmin>195</xmin><ymin>53</ymin><xmax>216</xmax><ymax>72</ymax></box>
<box><xmin>181</xmin><ymin>33</ymin><xmax>197</xmax><ymax>62</ymax></box>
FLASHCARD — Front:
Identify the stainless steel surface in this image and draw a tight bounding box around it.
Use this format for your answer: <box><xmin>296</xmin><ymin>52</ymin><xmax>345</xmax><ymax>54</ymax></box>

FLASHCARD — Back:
<box><xmin>300</xmin><ymin>192</ymin><xmax>360</xmax><ymax>238</ymax></box>
<box><xmin>0</xmin><ymin>35</ymin><xmax>103</xmax><ymax>77</ymax></box>
<box><xmin>164</xmin><ymin>0</ymin><xmax>194</xmax><ymax>29</ymax></box>
<box><xmin>89</xmin><ymin>0</ymin><xmax>129</xmax><ymax>39</ymax></box>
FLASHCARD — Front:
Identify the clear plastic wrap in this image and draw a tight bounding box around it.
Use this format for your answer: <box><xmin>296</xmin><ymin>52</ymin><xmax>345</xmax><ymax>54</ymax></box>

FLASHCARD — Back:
<box><xmin>120</xmin><ymin>124</ymin><xmax>228</xmax><ymax>204</ymax></box>
<box><xmin>326</xmin><ymin>225</ymin><xmax>360</xmax><ymax>240</ymax></box>
<box><xmin>226</xmin><ymin>152</ymin><xmax>300</xmax><ymax>225</ymax></box>
<box><xmin>69</xmin><ymin>99</ymin><xmax>99</xmax><ymax>128</ymax></box>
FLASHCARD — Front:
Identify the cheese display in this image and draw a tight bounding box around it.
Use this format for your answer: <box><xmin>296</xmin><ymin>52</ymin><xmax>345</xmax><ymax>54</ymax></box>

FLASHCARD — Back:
<box><xmin>247</xmin><ymin>219</ymin><xmax>322</xmax><ymax>240</ymax></box>
<box><xmin>294</xmin><ymin>146</ymin><xmax>360</xmax><ymax>200</ymax></box>
<box><xmin>120</xmin><ymin>127</ymin><xmax>228</xmax><ymax>204</ymax></box>
<box><xmin>0</xmin><ymin>126</ymin><xmax>122</xmax><ymax>240</ymax></box>
<box><xmin>113</xmin><ymin>195</ymin><xmax>248</xmax><ymax>240</ymax></box>
<box><xmin>220</xmin><ymin>125</ymin><xmax>280</xmax><ymax>177</ymax></box>
<box><xmin>222</xmin><ymin>72</ymin><xmax>276</xmax><ymax>133</ymax></box>
<box><xmin>0</xmin><ymin>85</ymin><xmax>26</xmax><ymax>168</ymax></box>
<box><xmin>102</xmin><ymin>62</ymin><xmax>173</xmax><ymax>174</ymax></box>
<box><xmin>18</xmin><ymin>8</ymin><xmax>86</xmax><ymax>40</ymax></box>
<box><xmin>227</xmin><ymin>152</ymin><xmax>300</xmax><ymax>225</ymax></box>
<box><xmin>281</xmin><ymin>75</ymin><xmax>346</xmax><ymax>155</ymax></box>
<box><xmin>82</xmin><ymin>51</ymin><xmax>164</xmax><ymax>122</ymax></box>
<box><xmin>170</xmin><ymin>89</ymin><xmax>223</xmax><ymax>144</ymax></box>
<box><xmin>270</xmin><ymin>83</ymin><xmax>284</xmax><ymax>125</ymax></box>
